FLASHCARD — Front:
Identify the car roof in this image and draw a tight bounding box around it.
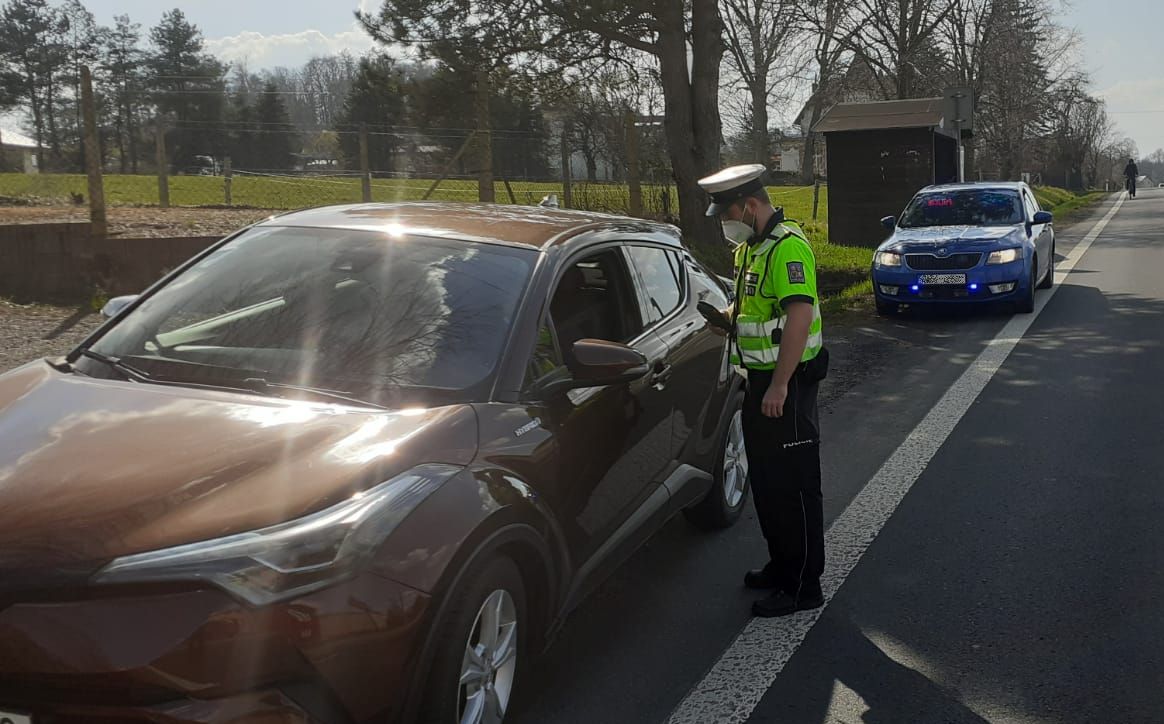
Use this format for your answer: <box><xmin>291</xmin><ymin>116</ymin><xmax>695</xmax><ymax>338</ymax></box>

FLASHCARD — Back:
<box><xmin>256</xmin><ymin>202</ymin><xmax>682</xmax><ymax>250</ymax></box>
<box><xmin>919</xmin><ymin>181</ymin><xmax>1029</xmax><ymax>193</ymax></box>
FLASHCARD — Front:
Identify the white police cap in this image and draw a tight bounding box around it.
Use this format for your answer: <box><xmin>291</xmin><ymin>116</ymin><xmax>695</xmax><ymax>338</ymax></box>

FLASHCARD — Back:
<box><xmin>697</xmin><ymin>163</ymin><xmax>767</xmax><ymax>216</ymax></box>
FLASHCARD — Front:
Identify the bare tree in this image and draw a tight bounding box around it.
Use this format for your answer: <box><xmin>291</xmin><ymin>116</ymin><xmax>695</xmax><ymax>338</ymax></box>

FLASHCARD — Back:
<box><xmin>843</xmin><ymin>0</ymin><xmax>958</xmax><ymax>100</ymax></box>
<box><xmin>721</xmin><ymin>0</ymin><xmax>808</xmax><ymax>162</ymax></box>
<box><xmin>359</xmin><ymin>0</ymin><xmax>726</xmax><ymax>245</ymax></box>
<box><xmin>795</xmin><ymin>0</ymin><xmax>858</xmax><ymax>182</ymax></box>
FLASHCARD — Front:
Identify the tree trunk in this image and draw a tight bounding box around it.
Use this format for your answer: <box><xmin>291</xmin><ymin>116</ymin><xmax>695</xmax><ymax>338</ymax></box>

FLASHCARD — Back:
<box><xmin>750</xmin><ymin>21</ymin><xmax>769</xmax><ymax>164</ymax></box>
<box><xmin>657</xmin><ymin>0</ymin><xmax>725</xmax><ymax>245</ymax></box>
<box><xmin>751</xmin><ymin>72</ymin><xmax>769</xmax><ymax>163</ymax></box>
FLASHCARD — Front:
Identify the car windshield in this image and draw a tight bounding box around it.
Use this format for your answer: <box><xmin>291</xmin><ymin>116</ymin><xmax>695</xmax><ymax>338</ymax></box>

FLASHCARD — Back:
<box><xmin>899</xmin><ymin>189</ymin><xmax>1024</xmax><ymax>228</ymax></box>
<box><xmin>86</xmin><ymin>226</ymin><xmax>536</xmax><ymax>407</ymax></box>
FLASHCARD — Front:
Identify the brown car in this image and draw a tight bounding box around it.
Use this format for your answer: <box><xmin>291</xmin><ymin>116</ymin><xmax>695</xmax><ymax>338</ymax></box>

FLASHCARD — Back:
<box><xmin>0</xmin><ymin>203</ymin><xmax>747</xmax><ymax>724</ymax></box>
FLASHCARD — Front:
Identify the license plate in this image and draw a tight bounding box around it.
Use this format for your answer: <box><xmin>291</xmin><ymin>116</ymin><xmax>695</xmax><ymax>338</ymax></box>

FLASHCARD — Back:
<box><xmin>919</xmin><ymin>273</ymin><xmax>967</xmax><ymax>285</ymax></box>
<box><xmin>0</xmin><ymin>710</ymin><xmax>33</xmax><ymax>724</ymax></box>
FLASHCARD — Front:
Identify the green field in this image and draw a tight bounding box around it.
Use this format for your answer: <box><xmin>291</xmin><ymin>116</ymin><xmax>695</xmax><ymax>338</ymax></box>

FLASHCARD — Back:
<box><xmin>0</xmin><ymin>172</ymin><xmax>1100</xmax><ymax>285</ymax></box>
<box><xmin>0</xmin><ymin>171</ymin><xmax>831</xmax><ymax>216</ymax></box>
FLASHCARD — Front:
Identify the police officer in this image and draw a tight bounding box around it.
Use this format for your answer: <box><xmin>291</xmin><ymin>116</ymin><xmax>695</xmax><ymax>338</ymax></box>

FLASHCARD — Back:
<box><xmin>698</xmin><ymin>164</ymin><xmax>827</xmax><ymax>618</ymax></box>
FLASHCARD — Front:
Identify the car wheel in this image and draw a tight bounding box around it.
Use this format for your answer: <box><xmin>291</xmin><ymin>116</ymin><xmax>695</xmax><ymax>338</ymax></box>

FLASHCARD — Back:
<box><xmin>1015</xmin><ymin>258</ymin><xmax>1036</xmax><ymax>314</ymax></box>
<box><xmin>421</xmin><ymin>555</ymin><xmax>526</xmax><ymax>724</ymax></box>
<box><xmin>1038</xmin><ymin>243</ymin><xmax>1055</xmax><ymax>289</ymax></box>
<box><xmin>684</xmin><ymin>392</ymin><xmax>748</xmax><ymax>530</ymax></box>
<box><xmin>875</xmin><ymin>299</ymin><xmax>897</xmax><ymax>316</ymax></box>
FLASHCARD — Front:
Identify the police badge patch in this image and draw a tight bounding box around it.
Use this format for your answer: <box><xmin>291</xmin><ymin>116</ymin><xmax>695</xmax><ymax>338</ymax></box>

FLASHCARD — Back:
<box><xmin>787</xmin><ymin>261</ymin><xmax>806</xmax><ymax>284</ymax></box>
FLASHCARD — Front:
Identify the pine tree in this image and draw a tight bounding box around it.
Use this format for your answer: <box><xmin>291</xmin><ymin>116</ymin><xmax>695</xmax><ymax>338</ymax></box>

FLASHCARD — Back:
<box><xmin>253</xmin><ymin>81</ymin><xmax>296</xmax><ymax>170</ymax></box>
<box><xmin>147</xmin><ymin>8</ymin><xmax>227</xmax><ymax>171</ymax></box>
<box><xmin>101</xmin><ymin>14</ymin><xmax>145</xmax><ymax>173</ymax></box>
<box><xmin>0</xmin><ymin>0</ymin><xmax>69</xmax><ymax>170</ymax></box>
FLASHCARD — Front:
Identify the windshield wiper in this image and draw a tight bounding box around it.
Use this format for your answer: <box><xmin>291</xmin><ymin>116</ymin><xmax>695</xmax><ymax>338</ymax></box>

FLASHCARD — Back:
<box><xmin>237</xmin><ymin>378</ymin><xmax>388</xmax><ymax>410</ymax></box>
<box><xmin>80</xmin><ymin>349</ymin><xmax>152</xmax><ymax>381</ymax></box>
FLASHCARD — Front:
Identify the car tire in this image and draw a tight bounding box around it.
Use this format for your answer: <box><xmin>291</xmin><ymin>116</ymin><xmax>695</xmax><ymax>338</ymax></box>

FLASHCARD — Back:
<box><xmin>875</xmin><ymin>299</ymin><xmax>897</xmax><ymax>316</ymax></box>
<box><xmin>684</xmin><ymin>391</ymin><xmax>748</xmax><ymax>530</ymax></box>
<box><xmin>420</xmin><ymin>555</ymin><xmax>527</xmax><ymax>724</ymax></box>
<box><xmin>1038</xmin><ymin>243</ymin><xmax>1055</xmax><ymax>289</ymax></box>
<box><xmin>1016</xmin><ymin>258</ymin><xmax>1036</xmax><ymax>314</ymax></box>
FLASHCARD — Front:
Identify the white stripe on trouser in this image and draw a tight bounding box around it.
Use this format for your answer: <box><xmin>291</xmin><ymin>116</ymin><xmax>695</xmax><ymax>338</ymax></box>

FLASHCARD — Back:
<box><xmin>792</xmin><ymin>374</ymin><xmax>808</xmax><ymax>601</ymax></box>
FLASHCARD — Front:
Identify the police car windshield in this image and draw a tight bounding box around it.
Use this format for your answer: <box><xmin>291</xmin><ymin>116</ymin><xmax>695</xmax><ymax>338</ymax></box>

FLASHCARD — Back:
<box><xmin>85</xmin><ymin>226</ymin><xmax>536</xmax><ymax>407</ymax></box>
<box><xmin>899</xmin><ymin>189</ymin><xmax>1024</xmax><ymax>228</ymax></box>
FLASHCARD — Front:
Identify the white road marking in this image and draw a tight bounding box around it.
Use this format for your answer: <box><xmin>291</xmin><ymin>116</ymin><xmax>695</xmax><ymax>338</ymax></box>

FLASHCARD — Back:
<box><xmin>666</xmin><ymin>193</ymin><xmax>1127</xmax><ymax>724</ymax></box>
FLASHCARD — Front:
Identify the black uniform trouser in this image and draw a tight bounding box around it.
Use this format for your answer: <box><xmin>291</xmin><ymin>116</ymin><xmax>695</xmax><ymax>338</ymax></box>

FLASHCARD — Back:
<box><xmin>743</xmin><ymin>368</ymin><xmax>824</xmax><ymax>598</ymax></box>
<box><xmin>1127</xmin><ymin>177</ymin><xmax>1137</xmax><ymax>197</ymax></box>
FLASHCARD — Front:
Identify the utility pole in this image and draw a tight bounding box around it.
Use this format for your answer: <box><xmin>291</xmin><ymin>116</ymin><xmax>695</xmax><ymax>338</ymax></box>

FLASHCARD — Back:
<box><xmin>80</xmin><ymin>66</ymin><xmax>106</xmax><ymax>238</ymax></box>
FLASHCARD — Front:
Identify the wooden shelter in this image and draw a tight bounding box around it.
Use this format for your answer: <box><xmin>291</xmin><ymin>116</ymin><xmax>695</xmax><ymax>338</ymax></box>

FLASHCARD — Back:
<box><xmin>814</xmin><ymin>97</ymin><xmax>968</xmax><ymax>247</ymax></box>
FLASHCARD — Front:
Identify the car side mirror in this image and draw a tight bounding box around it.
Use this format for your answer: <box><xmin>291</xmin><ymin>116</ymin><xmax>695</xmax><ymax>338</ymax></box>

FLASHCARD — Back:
<box><xmin>881</xmin><ymin>216</ymin><xmax>897</xmax><ymax>230</ymax></box>
<box><xmin>1033</xmin><ymin>211</ymin><xmax>1053</xmax><ymax>224</ymax></box>
<box><xmin>538</xmin><ymin>339</ymin><xmax>649</xmax><ymax>398</ymax></box>
<box><xmin>101</xmin><ymin>294</ymin><xmax>139</xmax><ymax>319</ymax></box>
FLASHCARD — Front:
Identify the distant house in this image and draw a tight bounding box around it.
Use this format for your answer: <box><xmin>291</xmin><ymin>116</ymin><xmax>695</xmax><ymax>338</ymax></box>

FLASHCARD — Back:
<box><xmin>0</xmin><ymin>127</ymin><xmax>40</xmax><ymax>174</ymax></box>
<box><xmin>770</xmin><ymin>136</ymin><xmax>804</xmax><ymax>175</ymax></box>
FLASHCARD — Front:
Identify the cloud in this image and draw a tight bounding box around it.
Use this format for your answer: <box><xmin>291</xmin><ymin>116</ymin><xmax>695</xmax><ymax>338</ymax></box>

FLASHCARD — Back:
<box><xmin>205</xmin><ymin>28</ymin><xmax>377</xmax><ymax>71</ymax></box>
<box><xmin>1097</xmin><ymin>78</ymin><xmax>1164</xmax><ymax>155</ymax></box>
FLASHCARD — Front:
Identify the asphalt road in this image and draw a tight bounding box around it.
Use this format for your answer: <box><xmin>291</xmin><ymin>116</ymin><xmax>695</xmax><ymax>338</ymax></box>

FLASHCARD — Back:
<box><xmin>509</xmin><ymin>190</ymin><xmax>1164</xmax><ymax>724</ymax></box>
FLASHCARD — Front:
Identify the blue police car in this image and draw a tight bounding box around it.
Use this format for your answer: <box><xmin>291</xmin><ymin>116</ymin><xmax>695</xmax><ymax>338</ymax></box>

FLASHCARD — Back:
<box><xmin>872</xmin><ymin>182</ymin><xmax>1055</xmax><ymax>315</ymax></box>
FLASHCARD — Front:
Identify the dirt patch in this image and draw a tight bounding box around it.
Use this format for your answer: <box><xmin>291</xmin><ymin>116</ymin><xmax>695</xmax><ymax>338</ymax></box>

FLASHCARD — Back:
<box><xmin>0</xmin><ymin>205</ymin><xmax>274</xmax><ymax>238</ymax></box>
<box><xmin>0</xmin><ymin>299</ymin><xmax>102</xmax><ymax>372</ymax></box>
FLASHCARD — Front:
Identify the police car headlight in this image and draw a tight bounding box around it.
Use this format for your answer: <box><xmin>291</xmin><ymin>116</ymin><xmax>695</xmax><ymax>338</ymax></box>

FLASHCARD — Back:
<box><xmin>875</xmin><ymin>251</ymin><xmax>902</xmax><ymax>267</ymax></box>
<box><xmin>987</xmin><ymin>248</ymin><xmax>1021</xmax><ymax>265</ymax></box>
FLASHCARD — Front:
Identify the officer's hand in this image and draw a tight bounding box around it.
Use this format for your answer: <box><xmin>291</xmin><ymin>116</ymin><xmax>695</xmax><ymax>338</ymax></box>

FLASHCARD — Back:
<box><xmin>762</xmin><ymin>381</ymin><xmax>787</xmax><ymax>418</ymax></box>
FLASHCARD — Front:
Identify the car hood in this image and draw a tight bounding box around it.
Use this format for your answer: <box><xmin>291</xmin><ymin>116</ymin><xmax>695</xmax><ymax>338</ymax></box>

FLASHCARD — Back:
<box><xmin>886</xmin><ymin>225</ymin><xmax>1024</xmax><ymax>252</ymax></box>
<box><xmin>0</xmin><ymin>363</ymin><xmax>477</xmax><ymax>578</ymax></box>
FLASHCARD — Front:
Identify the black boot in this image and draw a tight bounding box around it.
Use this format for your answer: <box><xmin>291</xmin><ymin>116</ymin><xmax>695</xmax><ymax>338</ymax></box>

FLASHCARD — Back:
<box><xmin>751</xmin><ymin>587</ymin><xmax>825</xmax><ymax>618</ymax></box>
<box><xmin>743</xmin><ymin>566</ymin><xmax>781</xmax><ymax>590</ymax></box>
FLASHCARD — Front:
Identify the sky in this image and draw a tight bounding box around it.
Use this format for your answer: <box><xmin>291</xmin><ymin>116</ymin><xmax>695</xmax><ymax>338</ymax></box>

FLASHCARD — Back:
<box><xmin>49</xmin><ymin>0</ymin><xmax>1164</xmax><ymax>157</ymax></box>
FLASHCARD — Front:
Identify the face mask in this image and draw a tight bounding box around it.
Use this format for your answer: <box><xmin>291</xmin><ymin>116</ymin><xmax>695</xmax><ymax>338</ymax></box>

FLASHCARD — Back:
<box><xmin>721</xmin><ymin>203</ymin><xmax>756</xmax><ymax>245</ymax></box>
<box><xmin>722</xmin><ymin>220</ymin><xmax>753</xmax><ymax>245</ymax></box>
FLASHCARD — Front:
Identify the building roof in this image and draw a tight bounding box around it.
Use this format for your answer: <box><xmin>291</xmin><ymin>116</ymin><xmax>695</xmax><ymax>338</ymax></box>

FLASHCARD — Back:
<box><xmin>259</xmin><ymin>202</ymin><xmax>681</xmax><ymax>250</ymax></box>
<box><xmin>0</xmin><ymin>127</ymin><xmax>39</xmax><ymax>150</ymax></box>
<box><xmin>813</xmin><ymin>98</ymin><xmax>950</xmax><ymax>135</ymax></box>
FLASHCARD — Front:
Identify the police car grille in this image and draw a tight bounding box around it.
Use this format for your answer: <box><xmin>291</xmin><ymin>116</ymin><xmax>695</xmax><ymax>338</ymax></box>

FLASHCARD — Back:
<box><xmin>905</xmin><ymin>253</ymin><xmax>982</xmax><ymax>270</ymax></box>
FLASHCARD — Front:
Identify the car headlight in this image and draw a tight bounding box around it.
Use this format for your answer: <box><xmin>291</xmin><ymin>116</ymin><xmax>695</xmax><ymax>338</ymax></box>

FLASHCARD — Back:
<box><xmin>987</xmin><ymin>248</ymin><xmax>1021</xmax><ymax>265</ymax></box>
<box><xmin>94</xmin><ymin>464</ymin><xmax>462</xmax><ymax>605</ymax></box>
<box><xmin>875</xmin><ymin>251</ymin><xmax>902</xmax><ymax>267</ymax></box>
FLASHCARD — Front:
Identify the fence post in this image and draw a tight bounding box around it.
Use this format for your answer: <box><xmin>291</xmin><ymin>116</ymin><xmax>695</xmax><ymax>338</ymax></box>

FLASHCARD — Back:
<box><xmin>475</xmin><ymin>70</ymin><xmax>495</xmax><ymax>203</ymax></box>
<box><xmin>812</xmin><ymin>179</ymin><xmax>821</xmax><ymax>221</ymax></box>
<box><xmin>156</xmin><ymin>118</ymin><xmax>170</xmax><ymax>208</ymax></box>
<box><xmin>626</xmin><ymin>110</ymin><xmax>642</xmax><ymax>217</ymax></box>
<box><xmin>502</xmin><ymin>177</ymin><xmax>517</xmax><ymax>205</ymax></box>
<box><xmin>359</xmin><ymin>124</ymin><xmax>372</xmax><ymax>203</ymax></box>
<box><xmin>224</xmin><ymin>156</ymin><xmax>232</xmax><ymax>206</ymax></box>
<box><xmin>80</xmin><ymin>66</ymin><xmax>106</xmax><ymax>239</ymax></box>
<box><xmin>560</xmin><ymin>119</ymin><xmax>573</xmax><ymax>209</ymax></box>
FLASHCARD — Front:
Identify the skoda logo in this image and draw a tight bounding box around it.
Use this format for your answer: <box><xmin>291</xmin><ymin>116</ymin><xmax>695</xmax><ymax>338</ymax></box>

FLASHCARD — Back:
<box><xmin>937</xmin><ymin>247</ymin><xmax>948</xmax><ymax>256</ymax></box>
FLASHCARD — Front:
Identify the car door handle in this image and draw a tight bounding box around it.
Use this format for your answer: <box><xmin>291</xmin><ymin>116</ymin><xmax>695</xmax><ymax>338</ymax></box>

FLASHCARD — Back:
<box><xmin>651</xmin><ymin>363</ymin><xmax>673</xmax><ymax>388</ymax></box>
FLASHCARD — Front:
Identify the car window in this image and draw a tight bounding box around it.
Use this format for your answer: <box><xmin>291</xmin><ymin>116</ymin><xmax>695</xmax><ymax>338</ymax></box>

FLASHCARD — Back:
<box><xmin>1023</xmin><ymin>191</ymin><xmax>1040</xmax><ymax>219</ymax></box>
<box><xmin>685</xmin><ymin>253</ymin><xmax>730</xmax><ymax>307</ymax></box>
<box><xmin>899</xmin><ymin>189</ymin><xmax>1024</xmax><ymax>227</ymax></box>
<box><xmin>87</xmin><ymin>226</ymin><xmax>536</xmax><ymax>407</ymax></box>
<box><xmin>626</xmin><ymin>245</ymin><xmax>685</xmax><ymax>327</ymax></box>
<box><xmin>547</xmin><ymin>249</ymin><xmax>643</xmax><ymax>365</ymax></box>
